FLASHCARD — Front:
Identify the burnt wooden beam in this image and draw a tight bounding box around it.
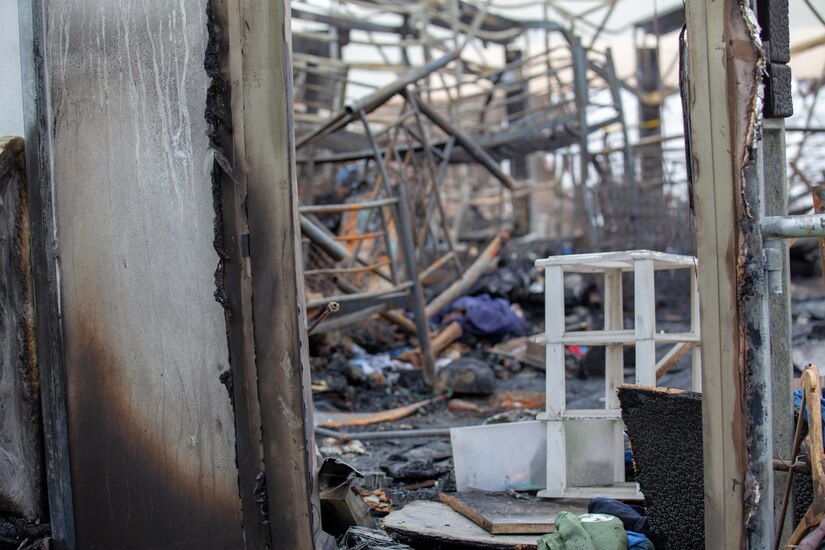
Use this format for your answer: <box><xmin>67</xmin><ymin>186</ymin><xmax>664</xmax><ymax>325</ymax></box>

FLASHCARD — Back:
<box><xmin>210</xmin><ymin>0</ymin><xmax>319</xmax><ymax>547</ymax></box>
<box><xmin>206</xmin><ymin>2</ymin><xmax>267</xmax><ymax>547</ymax></box>
<box><xmin>685</xmin><ymin>0</ymin><xmax>774</xmax><ymax>545</ymax></box>
<box><xmin>0</xmin><ymin>137</ymin><xmax>45</xmax><ymax>523</ymax></box>
<box><xmin>17</xmin><ymin>1</ymin><xmax>76</xmax><ymax>546</ymax></box>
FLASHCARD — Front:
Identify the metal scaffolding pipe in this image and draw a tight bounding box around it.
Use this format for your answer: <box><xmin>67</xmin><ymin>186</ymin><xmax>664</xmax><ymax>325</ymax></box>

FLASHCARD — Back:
<box><xmin>299</xmin><ymin>215</ymin><xmax>348</xmax><ymax>261</ymax></box>
<box><xmin>359</xmin><ymin>109</ymin><xmax>437</xmax><ymax>385</ymax></box>
<box><xmin>346</xmin><ymin>50</ymin><xmax>458</xmax><ymax>115</ymax></box>
<box><xmin>306</xmin><ymin>283</ymin><xmax>412</xmax><ymax>309</ymax></box>
<box><xmin>761</xmin><ymin>213</ymin><xmax>825</xmax><ymax>239</ymax></box>
<box><xmin>296</xmin><ymin>50</ymin><xmax>459</xmax><ymax>150</ymax></box>
<box><xmin>415</xmin><ymin>98</ymin><xmax>516</xmax><ymax>190</ymax></box>
<box><xmin>298</xmin><ymin>197</ymin><xmax>399</xmax><ymax>215</ymax></box>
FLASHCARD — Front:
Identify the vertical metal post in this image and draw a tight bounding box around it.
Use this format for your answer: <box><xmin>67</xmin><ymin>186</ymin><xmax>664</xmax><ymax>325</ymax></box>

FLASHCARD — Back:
<box><xmin>570</xmin><ymin>34</ymin><xmax>590</xmax><ymax>185</ymax></box>
<box><xmin>604</xmin><ymin>48</ymin><xmax>635</xmax><ymax>185</ymax></box>
<box><xmin>636</xmin><ymin>45</ymin><xmax>663</xmax><ymax>187</ymax></box>
<box><xmin>740</xmin><ymin>117</ymin><xmax>775</xmax><ymax>550</ymax></box>
<box><xmin>570</xmin><ymin>33</ymin><xmax>598</xmax><ymax>246</ymax></box>
<box><xmin>505</xmin><ymin>49</ymin><xmax>531</xmax><ymax>237</ymax></box>
<box><xmin>764</xmin><ymin>118</ymin><xmax>793</xmax><ymax>545</ymax></box>
<box><xmin>360</xmin><ymin>110</ymin><xmax>436</xmax><ymax>385</ymax></box>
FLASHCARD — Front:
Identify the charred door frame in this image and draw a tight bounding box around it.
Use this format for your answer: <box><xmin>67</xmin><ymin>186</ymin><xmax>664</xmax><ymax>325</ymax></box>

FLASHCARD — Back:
<box><xmin>209</xmin><ymin>0</ymin><xmax>319</xmax><ymax>548</ymax></box>
<box><xmin>17</xmin><ymin>1</ymin><xmax>76</xmax><ymax>548</ymax></box>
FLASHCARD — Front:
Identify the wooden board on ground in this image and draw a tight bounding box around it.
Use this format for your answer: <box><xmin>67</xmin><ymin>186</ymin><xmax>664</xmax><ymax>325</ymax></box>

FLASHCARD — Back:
<box><xmin>382</xmin><ymin>500</ymin><xmax>540</xmax><ymax>549</ymax></box>
<box><xmin>440</xmin><ymin>492</ymin><xmax>588</xmax><ymax>534</ymax></box>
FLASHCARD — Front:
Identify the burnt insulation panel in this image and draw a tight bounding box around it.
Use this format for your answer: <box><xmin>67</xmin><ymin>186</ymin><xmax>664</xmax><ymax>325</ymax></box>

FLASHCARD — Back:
<box><xmin>757</xmin><ymin>0</ymin><xmax>790</xmax><ymax>63</ymax></box>
<box><xmin>794</xmin><ymin>471</ymin><xmax>813</xmax><ymax>525</ymax></box>
<box><xmin>618</xmin><ymin>385</ymin><xmax>704</xmax><ymax>550</ymax></box>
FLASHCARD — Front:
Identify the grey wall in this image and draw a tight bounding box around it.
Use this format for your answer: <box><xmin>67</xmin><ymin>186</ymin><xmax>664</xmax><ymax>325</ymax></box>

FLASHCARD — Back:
<box><xmin>42</xmin><ymin>1</ymin><xmax>241</xmax><ymax>547</ymax></box>
<box><xmin>0</xmin><ymin>2</ymin><xmax>23</xmax><ymax>137</ymax></box>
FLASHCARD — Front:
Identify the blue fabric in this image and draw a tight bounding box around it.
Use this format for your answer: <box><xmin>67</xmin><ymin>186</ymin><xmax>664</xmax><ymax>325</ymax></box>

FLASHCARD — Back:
<box><xmin>436</xmin><ymin>294</ymin><xmax>526</xmax><ymax>338</ymax></box>
<box><xmin>793</xmin><ymin>389</ymin><xmax>825</xmax><ymax>449</ymax></box>
<box><xmin>626</xmin><ymin>531</ymin><xmax>654</xmax><ymax>550</ymax></box>
<box><xmin>335</xmin><ymin>166</ymin><xmax>359</xmax><ymax>184</ymax></box>
<box><xmin>588</xmin><ymin>498</ymin><xmax>650</xmax><ymax>537</ymax></box>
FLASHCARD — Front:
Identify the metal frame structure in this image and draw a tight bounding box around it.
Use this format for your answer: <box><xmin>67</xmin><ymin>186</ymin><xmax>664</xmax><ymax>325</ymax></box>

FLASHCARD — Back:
<box><xmin>292</xmin><ymin>5</ymin><xmax>639</xmax><ymax>365</ymax></box>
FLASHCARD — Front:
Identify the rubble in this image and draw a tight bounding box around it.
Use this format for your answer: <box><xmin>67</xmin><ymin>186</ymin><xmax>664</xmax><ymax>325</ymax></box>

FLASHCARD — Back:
<box><xmin>3</xmin><ymin>0</ymin><xmax>824</xmax><ymax>546</ymax></box>
<box><xmin>318</xmin><ymin>458</ymin><xmax>375</xmax><ymax>537</ymax></box>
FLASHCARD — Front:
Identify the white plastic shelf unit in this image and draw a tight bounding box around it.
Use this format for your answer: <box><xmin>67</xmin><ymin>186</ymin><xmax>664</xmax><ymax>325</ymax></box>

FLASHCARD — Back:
<box><xmin>534</xmin><ymin>250</ymin><xmax>701</xmax><ymax>499</ymax></box>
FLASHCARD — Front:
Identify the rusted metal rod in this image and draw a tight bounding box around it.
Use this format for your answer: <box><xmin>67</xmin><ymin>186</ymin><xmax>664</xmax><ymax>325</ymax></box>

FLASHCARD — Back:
<box><xmin>333</xmin><ymin>231</ymin><xmax>385</xmax><ymax>242</ymax></box>
<box><xmin>307</xmin><ymin>302</ymin><xmax>340</xmax><ymax>335</ymax></box>
<box><xmin>773</xmin><ymin>458</ymin><xmax>810</xmax><ymax>474</ymax></box>
<box><xmin>419</xmin><ymin>251</ymin><xmax>457</xmax><ymax>282</ymax></box>
<box><xmin>304</xmin><ymin>259</ymin><xmax>390</xmax><ymax>276</ymax></box>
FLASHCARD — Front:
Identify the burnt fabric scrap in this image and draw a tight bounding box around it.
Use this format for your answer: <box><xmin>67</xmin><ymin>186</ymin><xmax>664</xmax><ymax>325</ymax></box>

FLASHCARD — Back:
<box><xmin>435</xmin><ymin>294</ymin><xmax>526</xmax><ymax>338</ymax></box>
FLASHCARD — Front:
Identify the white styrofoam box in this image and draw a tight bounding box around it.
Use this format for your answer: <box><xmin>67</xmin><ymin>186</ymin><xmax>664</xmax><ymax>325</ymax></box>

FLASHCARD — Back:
<box><xmin>564</xmin><ymin>419</ymin><xmax>617</xmax><ymax>487</ymax></box>
<box><xmin>451</xmin><ymin>421</ymin><xmax>546</xmax><ymax>492</ymax></box>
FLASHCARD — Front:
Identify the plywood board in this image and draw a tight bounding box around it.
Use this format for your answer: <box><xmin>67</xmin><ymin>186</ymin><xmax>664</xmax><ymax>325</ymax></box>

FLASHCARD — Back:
<box><xmin>440</xmin><ymin>492</ymin><xmax>588</xmax><ymax>534</ymax></box>
<box><xmin>382</xmin><ymin>500</ymin><xmax>540</xmax><ymax>549</ymax></box>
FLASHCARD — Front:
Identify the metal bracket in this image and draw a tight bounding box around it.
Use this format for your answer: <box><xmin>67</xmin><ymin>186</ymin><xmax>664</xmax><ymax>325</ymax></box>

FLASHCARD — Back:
<box><xmin>763</xmin><ymin>241</ymin><xmax>784</xmax><ymax>295</ymax></box>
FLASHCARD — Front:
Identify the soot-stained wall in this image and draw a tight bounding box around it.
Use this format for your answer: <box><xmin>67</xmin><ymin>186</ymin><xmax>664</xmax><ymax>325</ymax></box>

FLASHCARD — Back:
<box><xmin>43</xmin><ymin>1</ymin><xmax>241</xmax><ymax>547</ymax></box>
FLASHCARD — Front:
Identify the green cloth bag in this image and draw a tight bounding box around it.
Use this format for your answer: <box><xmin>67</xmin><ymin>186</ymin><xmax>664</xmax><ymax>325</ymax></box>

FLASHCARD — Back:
<box><xmin>537</xmin><ymin>512</ymin><xmax>628</xmax><ymax>550</ymax></box>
